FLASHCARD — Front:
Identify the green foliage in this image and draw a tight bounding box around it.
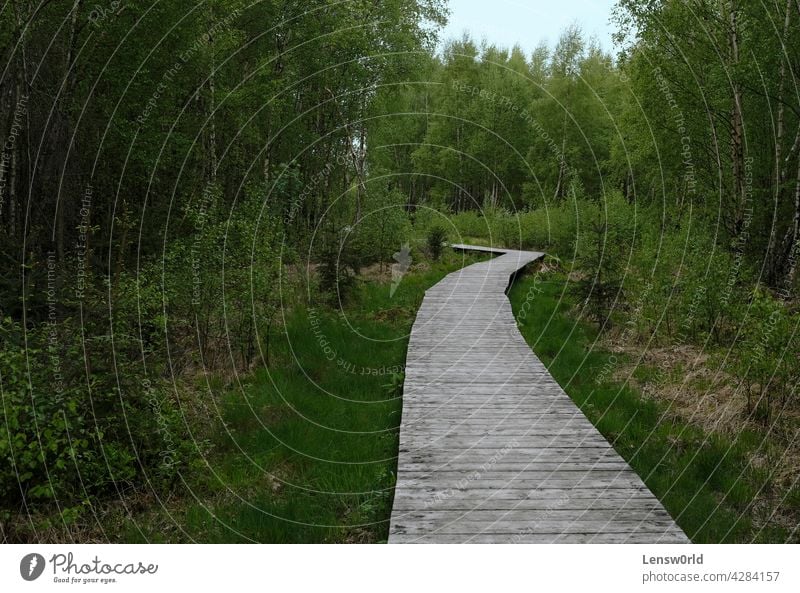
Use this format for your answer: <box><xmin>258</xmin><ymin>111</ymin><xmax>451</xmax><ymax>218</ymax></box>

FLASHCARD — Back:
<box><xmin>550</xmin><ymin>193</ymin><xmax>630</xmax><ymax>330</ymax></box>
<box><xmin>737</xmin><ymin>289</ymin><xmax>800</xmax><ymax>422</ymax></box>
<box><xmin>317</xmin><ymin>225</ymin><xmax>359</xmax><ymax>308</ymax></box>
<box><xmin>186</xmin><ymin>185</ymin><xmax>281</xmax><ymax>368</ymax></box>
<box><xmin>349</xmin><ymin>188</ymin><xmax>413</xmax><ymax>269</ymax></box>
<box><xmin>383</xmin><ymin>372</ymin><xmax>406</xmax><ymax>398</ymax></box>
<box><xmin>615</xmin><ymin>0</ymin><xmax>800</xmax><ymax>283</ymax></box>
<box><xmin>0</xmin><ymin>314</ymin><xmax>192</xmax><ymax>527</ymax></box>
<box><xmin>493</xmin><ymin>212</ymin><xmax>520</xmax><ymax>249</ymax></box>
<box><xmin>450</xmin><ymin>210</ymin><xmax>488</xmax><ymax>240</ymax></box>
<box><xmin>404</xmin><ymin>30</ymin><xmax>620</xmax><ymax>211</ymax></box>
<box><xmin>426</xmin><ymin>225</ymin><xmax>448</xmax><ymax>261</ymax></box>
<box><xmin>571</xmin><ymin>224</ymin><xmax>624</xmax><ymax>329</ymax></box>
<box><xmin>447</xmin><ymin>200</ymin><xmax>579</xmax><ymax>254</ymax></box>
<box><xmin>520</xmin><ymin>206</ymin><xmax>577</xmax><ymax>253</ymax></box>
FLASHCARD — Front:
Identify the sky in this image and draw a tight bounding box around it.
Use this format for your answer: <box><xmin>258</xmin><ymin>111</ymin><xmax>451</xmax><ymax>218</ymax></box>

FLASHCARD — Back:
<box><xmin>440</xmin><ymin>0</ymin><xmax>618</xmax><ymax>55</ymax></box>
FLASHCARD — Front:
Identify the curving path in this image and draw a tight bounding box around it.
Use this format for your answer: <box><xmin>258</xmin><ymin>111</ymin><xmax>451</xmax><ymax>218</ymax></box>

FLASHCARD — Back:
<box><xmin>388</xmin><ymin>244</ymin><xmax>689</xmax><ymax>543</ymax></box>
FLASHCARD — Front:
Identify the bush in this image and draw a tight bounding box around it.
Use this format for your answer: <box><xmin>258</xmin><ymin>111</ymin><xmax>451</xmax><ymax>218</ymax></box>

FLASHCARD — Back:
<box><xmin>494</xmin><ymin>212</ymin><xmax>519</xmax><ymax>249</ymax></box>
<box><xmin>348</xmin><ymin>189</ymin><xmax>412</xmax><ymax>270</ymax></box>
<box><xmin>570</xmin><ymin>194</ymin><xmax>633</xmax><ymax>330</ymax></box>
<box><xmin>0</xmin><ymin>181</ymin><xmax>284</xmax><ymax>536</ymax></box>
<box><xmin>736</xmin><ymin>288</ymin><xmax>800</xmax><ymax>423</ymax></box>
<box><xmin>426</xmin><ymin>225</ymin><xmax>448</xmax><ymax>261</ymax></box>
<box><xmin>161</xmin><ymin>183</ymin><xmax>283</xmax><ymax>369</ymax></box>
<box><xmin>0</xmin><ymin>311</ymin><xmax>193</xmax><ymax>534</ymax></box>
<box><xmin>449</xmin><ymin>210</ymin><xmax>486</xmax><ymax>239</ymax></box>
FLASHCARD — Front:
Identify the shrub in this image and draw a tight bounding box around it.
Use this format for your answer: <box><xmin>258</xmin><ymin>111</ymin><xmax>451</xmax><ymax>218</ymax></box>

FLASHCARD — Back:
<box><xmin>317</xmin><ymin>224</ymin><xmax>360</xmax><ymax>307</ymax></box>
<box><xmin>0</xmin><ymin>312</ymin><xmax>193</xmax><ymax>533</ymax></box>
<box><xmin>449</xmin><ymin>210</ymin><xmax>486</xmax><ymax>239</ymax></box>
<box><xmin>348</xmin><ymin>189</ymin><xmax>412</xmax><ymax>270</ymax></box>
<box><xmin>512</xmin><ymin>204</ymin><xmax>577</xmax><ymax>254</ymax></box>
<box><xmin>494</xmin><ymin>213</ymin><xmax>519</xmax><ymax>249</ymax></box>
<box><xmin>736</xmin><ymin>289</ymin><xmax>799</xmax><ymax>423</ymax></box>
<box><xmin>570</xmin><ymin>194</ymin><xmax>632</xmax><ymax>330</ymax></box>
<box><xmin>160</xmin><ymin>183</ymin><xmax>283</xmax><ymax>369</ymax></box>
<box><xmin>426</xmin><ymin>225</ymin><xmax>448</xmax><ymax>261</ymax></box>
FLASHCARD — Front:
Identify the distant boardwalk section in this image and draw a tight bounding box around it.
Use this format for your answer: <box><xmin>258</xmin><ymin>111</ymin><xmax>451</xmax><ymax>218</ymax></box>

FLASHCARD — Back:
<box><xmin>388</xmin><ymin>245</ymin><xmax>689</xmax><ymax>543</ymax></box>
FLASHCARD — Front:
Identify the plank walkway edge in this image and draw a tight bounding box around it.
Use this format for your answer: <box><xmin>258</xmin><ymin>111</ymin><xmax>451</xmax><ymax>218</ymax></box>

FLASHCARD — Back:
<box><xmin>388</xmin><ymin>244</ymin><xmax>689</xmax><ymax>544</ymax></box>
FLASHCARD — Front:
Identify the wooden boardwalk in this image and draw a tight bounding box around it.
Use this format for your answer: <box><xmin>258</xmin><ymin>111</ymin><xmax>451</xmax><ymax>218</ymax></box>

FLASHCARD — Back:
<box><xmin>388</xmin><ymin>245</ymin><xmax>689</xmax><ymax>543</ymax></box>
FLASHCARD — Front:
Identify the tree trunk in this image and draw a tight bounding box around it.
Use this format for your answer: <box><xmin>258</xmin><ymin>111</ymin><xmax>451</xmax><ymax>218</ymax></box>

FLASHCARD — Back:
<box><xmin>728</xmin><ymin>0</ymin><xmax>746</xmax><ymax>236</ymax></box>
<box><xmin>555</xmin><ymin>109</ymin><xmax>569</xmax><ymax>201</ymax></box>
<box><xmin>767</xmin><ymin>0</ymin><xmax>793</xmax><ymax>283</ymax></box>
<box><xmin>55</xmin><ymin>0</ymin><xmax>84</xmax><ymax>261</ymax></box>
<box><xmin>207</xmin><ymin>3</ymin><xmax>218</xmax><ymax>183</ymax></box>
<box><xmin>785</xmin><ymin>156</ymin><xmax>800</xmax><ymax>287</ymax></box>
<box><xmin>5</xmin><ymin>35</ymin><xmax>24</xmax><ymax>242</ymax></box>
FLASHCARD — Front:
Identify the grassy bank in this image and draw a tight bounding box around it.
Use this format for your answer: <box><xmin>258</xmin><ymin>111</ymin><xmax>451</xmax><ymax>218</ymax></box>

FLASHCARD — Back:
<box><xmin>509</xmin><ymin>270</ymin><xmax>798</xmax><ymax>543</ymax></box>
<box><xmin>106</xmin><ymin>251</ymin><xmax>486</xmax><ymax>543</ymax></box>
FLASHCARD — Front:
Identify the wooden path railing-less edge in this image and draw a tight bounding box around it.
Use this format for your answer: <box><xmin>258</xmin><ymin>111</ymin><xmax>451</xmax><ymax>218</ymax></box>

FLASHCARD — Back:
<box><xmin>388</xmin><ymin>244</ymin><xmax>689</xmax><ymax>543</ymax></box>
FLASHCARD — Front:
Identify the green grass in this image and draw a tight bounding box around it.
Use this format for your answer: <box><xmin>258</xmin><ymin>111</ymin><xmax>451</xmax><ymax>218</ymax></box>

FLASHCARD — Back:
<box><xmin>509</xmin><ymin>271</ymin><xmax>792</xmax><ymax>543</ymax></box>
<box><xmin>115</xmin><ymin>251</ymin><xmax>488</xmax><ymax>543</ymax></box>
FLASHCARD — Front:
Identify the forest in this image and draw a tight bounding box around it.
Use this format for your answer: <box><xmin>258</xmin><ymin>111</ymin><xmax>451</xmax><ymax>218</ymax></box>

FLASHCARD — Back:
<box><xmin>1</xmin><ymin>0</ymin><xmax>799</xmax><ymax>543</ymax></box>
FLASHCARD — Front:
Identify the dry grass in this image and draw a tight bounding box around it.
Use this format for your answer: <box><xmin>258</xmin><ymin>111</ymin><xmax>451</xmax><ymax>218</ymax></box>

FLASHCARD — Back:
<box><xmin>602</xmin><ymin>335</ymin><xmax>800</xmax><ymax>538</ymax></box>
<box><xmin>605</xmin><ymin>341</ymin><xmax>748</xmax><ymax>434</ymax></box>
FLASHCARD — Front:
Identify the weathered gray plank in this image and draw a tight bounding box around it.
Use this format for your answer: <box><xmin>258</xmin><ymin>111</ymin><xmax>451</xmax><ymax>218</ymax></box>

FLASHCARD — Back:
<box><xmin>389</xmin><ymin>532</ymin><xmax>690</xmax><ymax>544</ymax></box>
<box><xmin>388</xmin><ymin>244</ymin><xmax>688</xmax><ymax>544</ymax></box>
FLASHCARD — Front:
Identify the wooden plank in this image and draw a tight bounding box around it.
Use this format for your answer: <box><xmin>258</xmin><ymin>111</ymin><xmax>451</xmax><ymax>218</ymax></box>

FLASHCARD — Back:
<box><xmin>389</xmin><ymin>533</ymin><xmax>690</xmax><ymax>544</ymax></box>
<box><xmin>392</xmin><ymin>487</ymin><xmax>661</xmax><ymax>500</ymax></box>
<box><xmin>391</xmin><ymin>496</ymin><xmax>668</xmax><ymax>512</ymax></box>
<box><xmin>388</xmin><ymin>245</ymin><xmax>689</xmax><ymax>544</ymax></box>
<box><xmin>392</xmin><ymin>509</ymin><xmax>685</xmax><ymax>520</ymax></box>
<box><xmin>391</xmin><ymin>520</ymin><xmax>684</xmax><ymax>535</ymax></box>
